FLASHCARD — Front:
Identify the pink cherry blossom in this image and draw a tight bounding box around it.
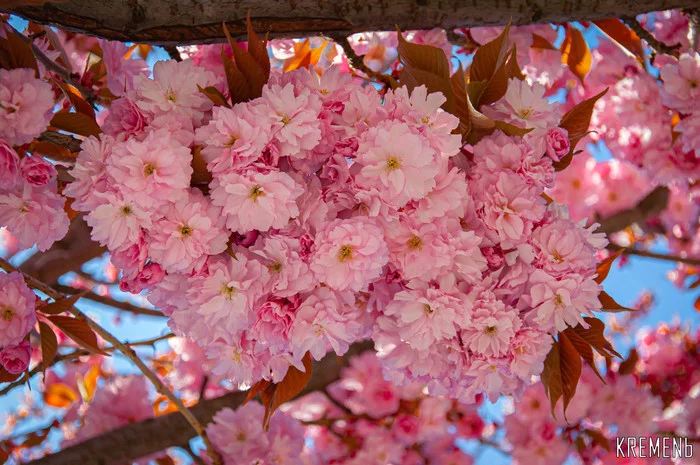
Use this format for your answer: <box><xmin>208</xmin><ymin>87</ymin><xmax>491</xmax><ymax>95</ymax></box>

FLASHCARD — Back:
<box><xmin>211</xmin><ymin>166</ymin><xmax>303</xmax><ymax>234</ymax></box>
<box><xmin>0</xmin><ymin>340</ymin><xmax>31</xmax><ymax>374</ymax></box>
<box><xmin>0</xmin><ymin>139</ymin><xmax>20</xmax><ymax>190</ymax></box>
<box><xmin>0</xmin><ymin>68</ymin><xmax>54</xmax><ymax>145</ymax></box>
<box><xmin>19</xmin><ymin>155</ymin><xmax>56</xmax><ymax>186</ymax></box>
<box><xmin>0</xmin><ymin>271</ymin><xmax>36</xmax><ymax>348</ymax></box>
<box><xmin>310</xmin><ymin>217</ymin><xmax>389</xmax><ymax>292</ymax></box>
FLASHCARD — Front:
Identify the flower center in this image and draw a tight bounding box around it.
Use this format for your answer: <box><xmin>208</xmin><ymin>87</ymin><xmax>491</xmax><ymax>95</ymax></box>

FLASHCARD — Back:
<box><xmin>406</xmin><ymin>234</ymin><xmax>422</xmax><ymax>250</ymax></box>
<box><xmin>518</xmin><ymin>107</ymin><xmax>534</xmax><ymax>119</ymax></box>
<box><xmin>551</xmin><ymin>251</ymin><xmax>563</xmax><ymax>264</ymax></box>
<box><xmin>386</xmin><ymin>156</ymin><xmax>401</xmax><ymax>170</ymax></box>
<box><xmin>423</xmin><ymin>303</ymin><xmax>433</xmax><ymax>314</ymax></box>
<box><xmin>18</xmin><ymin>202</ymin><xmax>30</xmax><ymax>213</ymax></box>
<box><xmin>2</xmin><ymin>306</ymin><xmax>14</xmax><ymax>321</ymax></box>
<box><xmin>221</xmin><ymin>284</ymin><xmax>237</xmax><ymax>299</ymax></box>
<box><xmin>236</xmin><ymin>432</ymin><xmax>246</xmax><ymax>442</ymax></box>
<box><xmin>165</xmin><ymin>87</ymin><xmax>177</xmax><ymax>102</ymax></box>
<box><xmin>179</xmin><ymin>224</ymin><xmax>193</xmax><ymax>238</ymax></box>
<box><xmin>231</xmin><ymin>349</ymin><xmax>242</xmax><ymax>362</ymax></box>
<box><xmin>225</xmin><ymin>135</ymin><xmax>239</xmax><ymax>148</ymax></box>
<box><xmin>267</xmin><ymin>261</ymin><xmax>282</xmax><ymax>273</ymax></box>
<box><xmin>120</xmin><ymin>205</ymin><xmax>132</xmax><ymax>216</ymax></box>
<box><xmin>554</xmin><ymin>294</ymin><xmax>566</xmax><ymax>309</ymax></box>
<box><xmin>143</xmin><ymin>163</ymin><xmax>156</xmax><ymax>176</ymax></box>
<box><xmin>249</xmin><ymin>185</ymin><xmax>265</xmax><ymax>202</ymax></box>
<box><xmin>571</xmin><ymin>179</ymin><xmax>582</xmax><ymax>190</ymax></box>
<box><xmin>337</xmin><ymin>245</ymin><xmax>354</xmax><ymax>263</ymax></box>
<box><xmin>484</xmin><ymin>325</ymin><xmax>497</xmax><ymax>335</ymax></box>
<box><xmin>690</xmin><ymin>80</ymin><xmax>698</xmax><ymax>89</ymax></box>
<box><xmin>280</xmin><ymin>115</ymin><xmax>291</xmax><ymax>125</ymax></box>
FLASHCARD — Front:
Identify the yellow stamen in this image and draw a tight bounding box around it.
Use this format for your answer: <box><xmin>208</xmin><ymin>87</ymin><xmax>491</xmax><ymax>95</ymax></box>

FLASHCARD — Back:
<box><xmin>337</xmin><ymin>245</ymin><xmax>353</xmax><ymax>263</ymax></box>
<box><xmin>249</xmin><ymin>185</ymin><xmax>265</xmax><ymax>202</ymax></box>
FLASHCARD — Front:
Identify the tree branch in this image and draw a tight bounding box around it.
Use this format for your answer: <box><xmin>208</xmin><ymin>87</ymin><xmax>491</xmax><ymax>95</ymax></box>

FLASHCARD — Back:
<box><xmin>622</xmin><ymin>16</ymin><xmax>682</xmax><ymax>57</ymax></box>
<box><xmin>54</xmin><ymin>285</ymin><xmax>167</xmax><ymax>318</ymax></box>
<box><xmin>38</xmin><ymin>131</ymin><xmax>83</xmax><ymax>154</ymax></box>
<box><xmin>327</xmin><ymin>33</ymin><xmax>398</xmax><ymax>88</ymax></box>
<box><xmin>24</xmin><ymin>341</ymin><xmax>373</xmax><ymax>465</ymax></box>
<box><xmin>607</xmin><ymin>244</ymin><xmax>700</xmax><ymax>266</ymax></box>
<box><xmin>0</xmin><ymin>258</ymin><xmax>221</xmax><ymax>465</ymax></box>
<box><xmin>3</xmin><ymin>0</ymin><xmax>697</xmax><ymax>45</ymax></box>
<box><xmin>596</xmin><ymin>186</ymin><xmax>670</xmax><ymax>235</ymax></box>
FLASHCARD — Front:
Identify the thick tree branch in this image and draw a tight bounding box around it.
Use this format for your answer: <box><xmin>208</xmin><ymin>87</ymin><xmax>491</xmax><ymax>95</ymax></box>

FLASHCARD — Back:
<box><xmin>25</xmin><ymin>341</ymin><xmax>373</xmax><ymax>465</ymax></box>
<box><xmin>3</xmin><ymin>0</ymin><xmax>697</xmax><ymax>45</ymax></box>
<box><xmin>596</xmin><ymin>186</ymin><xmax>670</xmax><ymax>235</ymax></box>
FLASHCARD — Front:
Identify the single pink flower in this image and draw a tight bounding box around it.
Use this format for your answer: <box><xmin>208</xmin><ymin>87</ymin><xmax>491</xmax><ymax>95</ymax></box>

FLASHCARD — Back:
<box><xmin>0</xmin><ymin>340</ymin><xmax>31</xmax><ymax>374</ymax></box>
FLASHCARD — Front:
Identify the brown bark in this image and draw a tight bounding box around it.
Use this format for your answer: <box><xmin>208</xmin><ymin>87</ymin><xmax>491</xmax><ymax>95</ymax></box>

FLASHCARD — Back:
<box><xmin>4</xmin><ymin>0</ymin><xmax>697</xmax><ymax>45</ymax></box>
<box><xmin>25</xmin><ymin>341</ymin><xmax>373</xmax><ymax>465</ymax></box>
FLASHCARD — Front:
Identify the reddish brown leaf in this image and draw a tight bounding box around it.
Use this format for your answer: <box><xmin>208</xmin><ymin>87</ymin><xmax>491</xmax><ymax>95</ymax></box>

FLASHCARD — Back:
<box><xmin>39</xmin><ymin>292</ymin><xmax>86</xmax><ymax>315</ymax></box>
<box><xmin>541</xmin><ymin>335</ymin><xmax>582</xmax><ymax>419</ymax></box>
<box><xmin>0</xmin><ymin>25</ymin><xmax>39</xmax><ymax>76</ymax></box>
<box><xmin>494</xmin><ymin>120</ymin><xmax>533</xmax><ymax>137</ymax></box>
<box><xmin>39</xmin><ymin>321</ymin><xmax>58</xmax><ymax>371</ymax></box>
<box><xmin>221</xmin><ymin>19</ymin><xmax>271</xmax><ymax>104</ymax></box>
<box><xmin>531</xmin><ymin>33</ymin><xmax>558</xmax><ymax>50</ymax></box>
<box><xmin>688</xmin><ymin>278</ymin><xmax>700</xmax><ymax>290</ymax></box>
<box><xmin>594</xmin><ymin>18</ymin><xmax>644</xmax><ymax>61</ymax></box>
<box><xmin>569</xmin><ymin>317</ymin><xmax>622</xmax><ymax>359</ymax></box>
<box><xmin>30</xmin><ymin>141</ymin><xmax>76</xmax><ymax>162</ymax></box>
<box><xmin>197</xmin><ymin>84</ymin><xmax>230</xmax><ymax>108</ymax></box>
<box><xmin>261</xmin><ymin>352</ymin><xmax>313</xmax><ymax>430</ymax></box>
<box><xmin>0</xmin><ymin>367</ymin><xmax>21</xmax><ymax>383</ymax></box>
<box><xmin>245</xmin><ymin>11</ymin><xmax>270</xmax><ymax>79</ymax></box>
<box><xmin>618</xmin><ymin>349</ymin><xmax>639</xmax><ymax>375</ymax></box>
<box><xmin>43</xmin><ymin>382</ymin><xmax>78</xmax><ymax>408</ymax></box>
<box><xmin>19</xmin><ymin>421</ymin><xmax>57</xmax><ymax>448</ymax></box>
<box><xmin>695</xmin><ymin>296</ymin><xmax>700</xmax><ymax>313</ymax></box>
<box><xmin>450</xmin><ymin>66</ymin><xmax>471</xmax><ymax>138</ymax></box>
<box><xmin>397</xmin><ymin>29</ymin><xmax>455</xmax><ymax>115</ymax></box>
<box><xmin>553</xmin><ymin>88</ymin><xmax>608</xmax><ymax>171</ymax></box>
<box><xmin>598</xmin><ymin>291</ymin><xmax>635</xmax><ymax>314</ymax></box>
<box><xmin>155</xmin><ymin>456</ymin><xmax>176</xmax><ymax>465</ymax></box>
<box><xmin>47</xmin><ymin>315</ymin><xmax>108</xmax><ymax>355</ymax></box>
<box><xmin>562</xmin><ymin>326</ymin><xmax>605</xmax><ymax>382</ymax></box>
<box><xmin>475</xmin><ymin>56</ymin><xmax>508</xmax><ymax>106</ymax></box>
<box><xmin>583</xmin><ymin>428</ymin><xmax>611</xmax><ymax>451</ymax></box>
<box><xmin>470</xmin><ymin>23</ymin><xmax>511</xmax><ymax>83</ymax></box>
<box><xmin>283</xmin><ymin>39</ymin><xmax>328</xmax><ymax>72</ymax></box>
<box><xmin>560</xmin><ymin>26</ymin><xmax>592</xmax><ymax>85</ymax></box>
<box><xmin>595</xmin><ymin>249</ymin><xmax>624</xmax><ymax>284</ymax></box>
<box><xmin>50</xmin><ymin>112</ymin><xmax>101</xmax><ymax>138</ymax></box>
<box><xmin>57</xmin><ymin>82</ymin><xmax>95</xmax><ymax>119</ymax></box>
<box><xmin>505</xmin><ymin>46</ymin><xmax>525</xmax><ymax>80</ymax></box>
<box><xmin>191</xmin><ymin>145</ymin><xmax>213</xmax><ymax>185</ymax></box>
<box><xmin>221</xmin><ymin>47</ymin><xmax>250</xmax><ymax>105</ymax></box>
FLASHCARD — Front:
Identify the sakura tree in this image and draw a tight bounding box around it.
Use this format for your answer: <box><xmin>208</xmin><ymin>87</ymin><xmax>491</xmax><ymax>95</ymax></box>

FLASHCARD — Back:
<box><xmin>0</xmin><ymin>2</ymin><xmax>700</xmax><ymax>465</ymax></box>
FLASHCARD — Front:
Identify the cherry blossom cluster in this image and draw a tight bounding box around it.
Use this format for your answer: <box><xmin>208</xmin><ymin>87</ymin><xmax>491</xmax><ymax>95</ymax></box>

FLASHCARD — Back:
<box><xmin>208</xmin><ymin>352</ymin><xmax>481</xmax><ymax>465</ymax></box>
<box><xmin>55</xmin><ymin>31</ymin><xmax>611</xmax><ymax>402</ymax></box>
<box><xmin>505</xmin><ymin>368</ymin><xmax>664</xmax><ymax>465</ymax></box>
<box><xmin>0</xmin><ymin>68</ymin><xmax>70</xmax><ymax>253</ymax></box>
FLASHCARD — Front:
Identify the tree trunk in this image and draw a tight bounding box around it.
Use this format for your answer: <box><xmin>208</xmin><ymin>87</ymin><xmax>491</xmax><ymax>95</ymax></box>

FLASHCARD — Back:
<box><xmin>4</xmin><ymin>0</ymin><xmax>696</xmax><ymax>45</ymax></box>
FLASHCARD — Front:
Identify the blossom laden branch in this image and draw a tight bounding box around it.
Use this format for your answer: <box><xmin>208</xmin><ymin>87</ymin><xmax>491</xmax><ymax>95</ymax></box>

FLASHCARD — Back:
<box><xmin>622</xmin><ymin>16</ymin><xmax>682</xmax><ymax>57</ymax></box>
<box><xmin>596</xmin><ymin>185</ymin><xmax>670</xmax><ymax>235</ymax></box>
<box><xmin>328</xmin><ymin>33</ymin><xmax>399</xmax><ymax>88</ymax></box>
<box><xmin>607</xmin><ymin>244</ymin><xmax>700</xmax><ymax>266</ymax></box>
<box><xmin>0</xmin><ymin>258</ymin><xmax>221</xmax><ymax>465</ymax></box>
<box><xmin>54</xmin><ymin>285</ymin><xmax>167</xmax><ymax>318</ymax></box>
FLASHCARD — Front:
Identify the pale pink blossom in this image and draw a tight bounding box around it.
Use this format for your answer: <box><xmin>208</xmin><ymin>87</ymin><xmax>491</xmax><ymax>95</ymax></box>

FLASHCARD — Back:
<box><xmin>194</xmin><ymin>104</ymin><xmax>272</xmax><ymax>175</ymax></box>
<box><xmin>461</xmin><ymin>299</ymin><xmax>522</xmax><ymax>357</ymax></box>
<box><xmin>211</xmin><ymin>166</ymin><xmax>303</xmax><ymax>234</ymax></box>
<box><xmin>102</xmin><ymin>97</ymin><xmax>149</xmax><ymax>137</ymax></box>
<box><xmin>0</xmin><ymin>271</ymin><xmax>36</xmax><ymax>348</ymax></box>
<box><xmin>310</xmin><ymin>217</ymin><xmax>389</xmax><ymax>292</ymax></box>
<box><xmin>133</xmin><ymin>59</ymin><xmax>215</xmax><ymax>124</ymax></box>
<box><xmin>544</xmin><ymin>127</ymin><xmax>570</xmax><ymax>161</ymax></box>
<box><xmin>99</xmin><ymin>39</ymin><xmax>148</xmax><ymax>96</ymax></box>
<box><xmin>660</xmin><ymin>52</ymin><xmax>700</xmax><ymax>113</ymax></box>
<box><xmin>0</xmin><ymin>68</ymin><xmax>54</xmax><ymax>145</ymax></box>
<box><xmin>85</xmin><ymin>192</ymin><xmax>152</xmax><ymax>251</ymax></box>
<box><xmin>0</xmin><ymin>184</ymin><xmax>70</xmax><ymax>252</ymax></box>
<box><xmin>354</xmin><ymin>122</ymin><xmax>439</xmax><ymax>207</ymax></box>
<box><xmin>148</xmin><ymin>191</ymin><xmax>229</xmax><ymax>274</ymax></box>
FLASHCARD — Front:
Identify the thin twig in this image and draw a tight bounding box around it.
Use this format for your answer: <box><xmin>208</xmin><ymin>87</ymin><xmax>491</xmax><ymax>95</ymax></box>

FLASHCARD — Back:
<box><xmin>8</xmin><ymin>23</ymin><xmax>98</xmax><ymax>104</ymax></box>
<box><xmin>327</xmin><ymin>33</ymin><xmax>399</xmax><ymax>88</ymax></box>
<box><xmin>55</xmin><ymin>284</ymin><xmax>167</xmax><ymax>318</ymax></box>
<box><xmin>622</xmin><ymin>16</ymin><xmax>681</xmax><ymax>57</ymax></box>
<box><xmin>607</xmin><ymin>244</ymin><xmax>700</xmax><ymax>266</ymax></box>
<box><xmin>0</xmin><ymin>334</ymin><xmax>172</xmax><ymax>396</ymax></box>
<box><xmin>477</xmin><ymin>437</ymin><xmax>510</xmax><ymax>456</ymax></box>
<box><xmin>0</xmin><ymin>258</ymin><xmax>222</xmax><ymax>465</ymax></box>
<box><xmin>596</xmin><ymin>186</ymin><xmax>670</xmax><ymax>235</ymax></box>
